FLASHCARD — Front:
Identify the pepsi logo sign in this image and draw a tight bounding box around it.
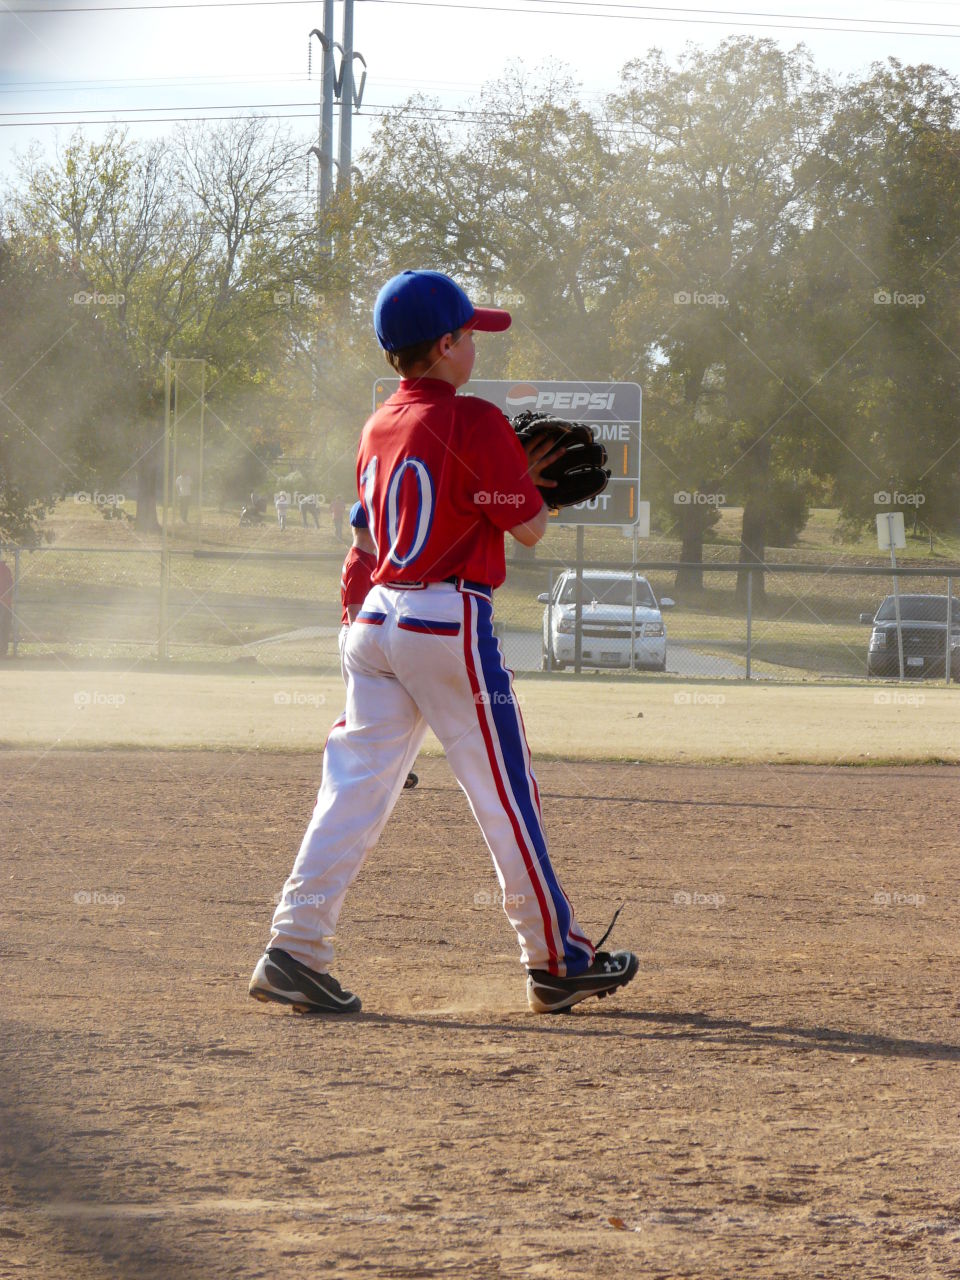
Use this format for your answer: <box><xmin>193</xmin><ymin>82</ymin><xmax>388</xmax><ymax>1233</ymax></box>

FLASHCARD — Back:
<box><xmin>506</xmin><ymin>384</ymin><xmax>617</xmax><ymax>413</ymax></box>
<box><xmin>505</xmin><ymin>383</ymin><xmax>539</xmax><ymax>411</ymax></box>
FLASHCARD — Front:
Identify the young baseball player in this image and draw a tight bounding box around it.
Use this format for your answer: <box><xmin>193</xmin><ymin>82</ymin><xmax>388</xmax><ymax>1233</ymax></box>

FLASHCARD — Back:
<box><xmin>340</xmin><ymin>501</ymin><xmax>418</xmax><ymax>790</ymax></box>
<box><xmin>249</xmin><ymin>269</ymin><xmax>637</xmax><ymax>1015</ymax></box>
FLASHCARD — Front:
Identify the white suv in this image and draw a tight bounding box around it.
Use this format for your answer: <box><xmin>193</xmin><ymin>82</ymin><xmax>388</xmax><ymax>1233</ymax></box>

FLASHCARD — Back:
<box><xmin>538</xmin><ymin>571</ymin><xmax>674</xmax><ymax>671</ymax></box>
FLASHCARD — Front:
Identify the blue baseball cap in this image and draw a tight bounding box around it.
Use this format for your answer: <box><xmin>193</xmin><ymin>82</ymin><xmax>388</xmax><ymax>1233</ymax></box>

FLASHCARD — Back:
<box><xmin>373</xmin><ymin>270</ymin><xmax>511</xmax><ymax>352</ymax></box>
<box><xmin>349</xmin><ymin>500</ymin><xmax>368</xmax><ymax>529</ymax></box>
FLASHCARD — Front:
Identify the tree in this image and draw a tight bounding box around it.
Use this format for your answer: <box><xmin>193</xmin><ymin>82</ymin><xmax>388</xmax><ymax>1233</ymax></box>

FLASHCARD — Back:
<box><xmin>10</xmin><ymin>120</ymin><xmax>310</xmax><ymax>531</ymax></box>
<box><xmin>0</xmin><ymin>231</ymin><xmax>137</xmax><ymax>544</ymax></box>
<box><xmin>807</xmin><ymin>60</ymin><xmax>960</xmax><ymax>546</ymax></box>
<box><xmin>609</xmin><ymin>38</ymin><xmax>834</xmax><ymax>597</ymax></box>
<box><xmin>353</xmin><ymin>68</ymin><xmax>629</xmax><ymax>383</ymax></box>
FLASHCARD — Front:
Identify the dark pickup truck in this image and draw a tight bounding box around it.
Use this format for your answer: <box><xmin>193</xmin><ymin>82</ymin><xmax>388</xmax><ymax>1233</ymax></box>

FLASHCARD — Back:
<box><xmin>861</xmin><ymin>594</ymin><xmax>960</xmax><ymax>679</ymax></box>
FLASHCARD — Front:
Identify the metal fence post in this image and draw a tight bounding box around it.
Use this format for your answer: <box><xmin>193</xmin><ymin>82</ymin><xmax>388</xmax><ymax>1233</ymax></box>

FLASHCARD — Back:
<box><xmin>12</xmin><ymin>546</ymin><xmax>21</xmax><ymax>657</ymax></box>
<box><xmin>887</xmin><ymin>516</ymin><xmax>905</xmax><ymax>681</ymax></box>
<box><xmin>159</xmin><ymin>351</ymin><xmax>171</xmax><ymax>661</ymax></box>
<box><xmin>745</xmin><ymin>569</ymin><xmax>752</xmax><ymax>681</ymax></box>
<box><xmin>947</xmin><ymin>576</ymin><xmax>954</xmax><ymax>685</ymax></box>
<box><xmin>632</xmin><ymin>565</ymin><xmax>640</xmax><ymax>675</ymax></box>
<box><xmin>629</xmin><ymin>531</ymin><xmax>638</xmax><ymax>673</ymax></box>
<box><xmin>197</xmin><ymin>360</ymin><xmax>206</xmax><ymax>548</ymax></box>
<box><xmin>574</xmin><ymin>525</ymin><xmax>584</xmax><ymax>676</ymax></box>
<box><xmin>546</xmin><ymin>568</ymin><xmax>554</xmax><ymax>672</ymax></box>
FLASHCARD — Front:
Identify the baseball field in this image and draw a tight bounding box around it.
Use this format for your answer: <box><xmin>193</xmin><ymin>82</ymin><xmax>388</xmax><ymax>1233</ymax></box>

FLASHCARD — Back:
<box><xmin>2</xmin><ymin>673</ymin><xmax>959</xmax><ymax>1279</ymax></box>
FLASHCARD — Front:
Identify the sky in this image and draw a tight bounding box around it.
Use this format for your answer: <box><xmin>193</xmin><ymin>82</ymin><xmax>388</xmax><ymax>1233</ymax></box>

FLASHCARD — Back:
<box><xmin>3</xmin><ymin>0</ymin><xmax>960</xmax><ymax>184</ymax></box>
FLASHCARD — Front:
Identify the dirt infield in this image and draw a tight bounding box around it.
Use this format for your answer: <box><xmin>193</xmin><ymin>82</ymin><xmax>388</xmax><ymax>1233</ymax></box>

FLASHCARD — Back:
<box><xmin>2</xmin><ymin>750</ymin><xmax>959</xmax><ymax>1279</ymax></box>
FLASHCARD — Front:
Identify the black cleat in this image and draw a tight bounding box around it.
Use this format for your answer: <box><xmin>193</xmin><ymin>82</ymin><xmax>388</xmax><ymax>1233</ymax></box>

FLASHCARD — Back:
<box><xmin>248</xmin><ymin>947</ymin><xmax>361</xmax><ymax>1014</ymax></box>
<box><xmin>526</xmin><ymin>950</ymin><xmax>638</xmax><ymax>1014</ymax></box>
<box><xmin>403</xmin><ymin>771</ymin><xmax>419</xmax><ymax>790</ymax></box>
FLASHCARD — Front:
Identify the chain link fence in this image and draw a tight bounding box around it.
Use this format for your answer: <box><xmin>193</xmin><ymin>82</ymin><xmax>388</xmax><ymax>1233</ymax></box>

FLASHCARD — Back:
<box><xmin>2</xmin><ymin>541</ymin><xmax>957</xmax><ymax>683</ymax></box>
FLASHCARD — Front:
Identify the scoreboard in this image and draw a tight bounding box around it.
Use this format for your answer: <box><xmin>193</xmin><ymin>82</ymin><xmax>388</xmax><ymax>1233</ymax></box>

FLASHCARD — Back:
<box><xmin>372</xmin><ymin>378</ymin><xmax>642</xmax><ymax>526</ymax></box>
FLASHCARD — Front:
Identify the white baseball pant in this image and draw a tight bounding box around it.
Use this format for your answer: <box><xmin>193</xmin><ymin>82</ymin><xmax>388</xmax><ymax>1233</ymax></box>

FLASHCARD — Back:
<box><xmin>268</xmin><ymin>581</ymin><xmax>595</xmax><ymax>976</ymax></box>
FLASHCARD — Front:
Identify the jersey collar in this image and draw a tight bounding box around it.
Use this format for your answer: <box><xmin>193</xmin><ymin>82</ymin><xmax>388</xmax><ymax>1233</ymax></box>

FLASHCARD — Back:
<box><xmin>393</xmin><ymin>377</ymin><xmax>458</xmax><ymax>401</ymax></box>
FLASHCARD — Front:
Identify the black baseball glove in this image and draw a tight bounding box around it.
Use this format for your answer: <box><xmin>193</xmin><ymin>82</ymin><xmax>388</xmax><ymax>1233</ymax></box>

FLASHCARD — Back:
<box><xmin>511</xmin><ymin>411</ymin><xmax>611</xmax><ymax>509</ymax></box>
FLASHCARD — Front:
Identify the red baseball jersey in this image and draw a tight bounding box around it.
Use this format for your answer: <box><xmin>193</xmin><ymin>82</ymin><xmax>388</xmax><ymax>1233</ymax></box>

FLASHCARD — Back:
<box><xmin>340</xmin><ymin>546</ymin><xmax>376</xmax><ymax>624</ymax></box>
<box><xmin>355</xmin><ymin>378</ymin><xmax>543</xmax><ymax>588</ymax></box>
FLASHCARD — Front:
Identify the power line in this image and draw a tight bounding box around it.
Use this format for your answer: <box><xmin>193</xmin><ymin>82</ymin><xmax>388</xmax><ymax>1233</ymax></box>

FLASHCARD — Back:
<box><xmin>0</xmin><ymin>101</ymin><xmax>658</xmax><ymax>131</ymax></box>
<box><xmin>0</xmin><ymin>99</ymin><xmax>490</xmax><ymax>117</ymax></box>
<box><xmin>362</xmin><ymin>0</ymin><xmax>960</xmax><ymax>32</ymax></box>
<box><xmin>0</xmin><ymin>73</ymin><xmax>308</xmax><ymax>95</ymax></box>
<box><xmin>0</xmin><ymin>105</ymin><xmax>517</xmax><ymax>127</ymax></box>
<box><xmin>4</xmin><ymin>0</ymin><xmax>960</xmax><ymax>39</ymax></box>
<box><xmin>0</xmin><ymin>71</ymin><xmax>486</xmax><ymax>95</ymax></box>
<box><xmin>401</xmin><ymin>0</ymin><xmax>960</xmax><ymax>24</ymax></box>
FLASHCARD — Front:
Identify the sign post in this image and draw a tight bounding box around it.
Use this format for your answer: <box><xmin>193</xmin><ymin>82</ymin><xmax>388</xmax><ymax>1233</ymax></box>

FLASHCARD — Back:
<box><xmin>629</xmin><ymin>501</ymin><xmax>650</xmax><ymax>672</ymax></box>
<box><xmin>159</xmin><ymin>352</ymin><xmax>172</xmax><ymax>661</ymax></box>
<box><xmin>573</xmin><ymin>526</ymin><xmax>585</xmax><ymax>674</ymax></box>
<box><xmin>877</xmin><ymin>512</ymin><xmax>906</xmax><ymax>680</ymax></box>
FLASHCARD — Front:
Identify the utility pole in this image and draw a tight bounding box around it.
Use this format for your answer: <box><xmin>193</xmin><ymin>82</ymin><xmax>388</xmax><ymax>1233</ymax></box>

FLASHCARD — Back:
<box><xmin>319</xmin><ymin>0</ymin><xmax>335</xmax><ymax>210</ymax></box>
<box><xmin>337</xmin><ymin>0</ymin><xmax>366</xmax><ymax>193</ymax></box>
<box><xmin>338</xmin><ymin>0</ymin><xmax>354</xmax><ymax>192</ymax></box>
<box><xmin>308</xmin><ymin>2</ymin><xmax>337</xmax><ymax>227</ymax></box>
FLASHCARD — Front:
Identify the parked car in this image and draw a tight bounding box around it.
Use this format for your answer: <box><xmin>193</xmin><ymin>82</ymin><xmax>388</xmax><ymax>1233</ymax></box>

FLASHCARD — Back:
<box><xmin>538</xmin><ymin>571</ymin><xmax>674</xmax><ymax>671</ymax></box>
<box><xmin>860</xmin><ymin>593</ymin><xmax>960</xmax><ymax>679</ymax></box>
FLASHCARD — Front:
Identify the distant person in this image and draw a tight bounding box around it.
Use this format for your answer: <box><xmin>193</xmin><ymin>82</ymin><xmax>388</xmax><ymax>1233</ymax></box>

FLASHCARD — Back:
<box><xmin>0</xmin><ymin>552</ymin><xmax>12</xmax><ymax>659</ymax></box>
<box><xmin>338</xmin><ymin>503</ymin><xmax>417</xmax><ymax>791</ymax></box>
<box><xmin>175</xmin><ymin>472</ymin><xmax>192</xmax><ymax>522</ymax></box>
<box><xmin>274</xmin><ymin>490</ymin><xmax>290</xmax><ymax>531</ymax></box>
<box><xmin>299</xmin><ymin>492</ymin><xmax>320</xmax><ymax>529</ymax></box>
<box><xmin>330</xmin><ymin>494</ymin><xmax>346</xmax><ymax>542</ymax></box>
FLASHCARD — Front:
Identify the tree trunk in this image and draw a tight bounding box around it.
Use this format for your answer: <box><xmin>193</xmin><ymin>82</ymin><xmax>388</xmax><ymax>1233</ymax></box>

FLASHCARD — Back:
<box><xmin>674</xmin><ymin>499</ymin><xmax>719</xmax><ymax>594</ymax></box>
<box><xmin>675</xmin><ymin>504</ymin><xmax>706</xmax><ymax>593</ymax></box>
<box><xmin>735</xmin><ymin>498</ymin><xmax>766</xmax><ymax>605</ymax></box>
<box><xmin>735</xmin><ymin>439</ymin><xmax>772</xmax><ymax>605</ymax></box>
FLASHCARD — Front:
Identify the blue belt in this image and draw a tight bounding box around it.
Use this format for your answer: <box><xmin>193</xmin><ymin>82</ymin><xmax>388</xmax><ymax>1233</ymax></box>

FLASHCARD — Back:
<box><xmin>381</xmin><ymin>577</ymin><xmax>492</xmax><ymax>599</ymax></box>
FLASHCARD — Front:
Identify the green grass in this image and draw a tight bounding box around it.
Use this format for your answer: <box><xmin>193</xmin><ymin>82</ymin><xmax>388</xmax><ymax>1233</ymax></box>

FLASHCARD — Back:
<box><xmin>2</xmin><ymin>669</ymin><xmax>958</xmax><ymax>762</ymax></box>
<box><xmin>7</xmin><ymin>500</ymin><xmax>957</xmax><ymax>674</ymax></box>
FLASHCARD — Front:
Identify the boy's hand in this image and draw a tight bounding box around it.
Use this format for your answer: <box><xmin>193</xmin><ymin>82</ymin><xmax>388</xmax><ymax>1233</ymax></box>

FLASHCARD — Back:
<box><xmin>522</xmin><ymin>433</ymin><xmax>564</xmax><ymax>490</ymax></box>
